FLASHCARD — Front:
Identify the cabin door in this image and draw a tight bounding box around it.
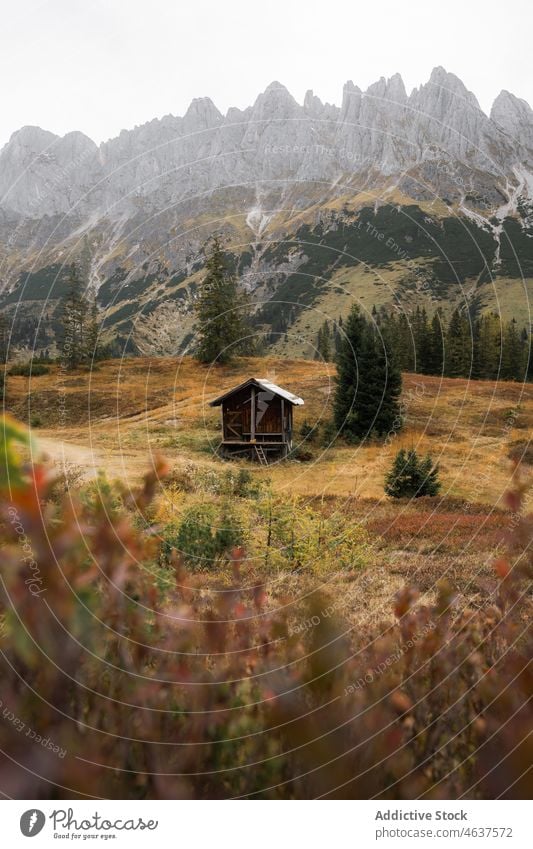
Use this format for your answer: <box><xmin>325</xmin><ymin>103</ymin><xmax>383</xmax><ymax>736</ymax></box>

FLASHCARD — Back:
<box><xmin>226</xmin><ymin>410</ymin><xmax>243</xmax><ymax>439</ymax></box>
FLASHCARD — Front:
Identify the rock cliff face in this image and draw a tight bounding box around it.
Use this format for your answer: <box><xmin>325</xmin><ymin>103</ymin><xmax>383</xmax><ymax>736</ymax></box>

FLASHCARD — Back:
<box><xmin>1</xmin><ymin>67</ymin><xmax>532</xmax><ymax>220</ymax></box>
<box><xmin>0</xmin><ymin>126</ymin><xmax>99</xmax><ymax>217</ymax></box>
<box><xmin>491</xmin><ymin>89</ymin><xmax>533</xmax><ymax>155</ymax></box>
<box><xmin>0</xmin><ymin>67</ymin><xmax>532</xmax><ymax>356</ymax></box>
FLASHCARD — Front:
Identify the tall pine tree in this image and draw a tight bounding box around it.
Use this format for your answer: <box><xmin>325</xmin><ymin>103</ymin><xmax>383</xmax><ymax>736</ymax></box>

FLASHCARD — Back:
<box><xmin>84</xmin><ymin>293</ymin><xmax>101</xmax><ymax>363</ymax></box>
<box><xmin>414</xmin><ymin>307</ymin><xmax>433</xmax><ymax>374</ymax></box>
<box><xmin>0</xmin><ymin>313</ymin><xmax>9</xmax><ymax>366</ymax></box>
<box><xmin>333</xmin><ymin>306</ymin><xmax>366</xmax><ymax>437</ymax></box>
<box><xmin>315</xmin><ymin>320</ymin><xmax>332</xmax><ymax>361</ymax></box>
<box><xmin>61</xmin><ymin>264</ymin><xmax>87</xmax><ymax>369</ymax></box>
<box><xmin>501</xmin><ymin>318</ymin><xmax>524</xmax><ymax>381</ymax></box>
<box><xmin>368</xmin><ymin>306</ymin><xmax>531</xmax><ymax>382</ymax></box>
<box><xmin>427</xmin><ymin>310</ymin><xmax>444</xmax><ymax>375</ymax></box>
<box><xmin>445</xmin><ymin>308</ymin><xmax>470</xmax><ymax>377</ymax></box>
<box><xmin>194</xmin><ymin>236</ymin><xmax>252</xmax><ymax>365</ymax></box>
<box><xmin>334</xmin><ymin>305</ymin><xmax>402</xmax><ymax>440</ymax></box>
<box><xmin>477</xmin><ymin>313</ymin><xmax>502</xmax><ymax>379</ymax></box>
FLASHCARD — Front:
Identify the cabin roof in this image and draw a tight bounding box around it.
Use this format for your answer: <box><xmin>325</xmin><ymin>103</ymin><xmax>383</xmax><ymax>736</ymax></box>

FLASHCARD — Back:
<box><xmin>209</xmin><ymin>378</ymin><xmax>304</xmax><ymax>407</ymax></box>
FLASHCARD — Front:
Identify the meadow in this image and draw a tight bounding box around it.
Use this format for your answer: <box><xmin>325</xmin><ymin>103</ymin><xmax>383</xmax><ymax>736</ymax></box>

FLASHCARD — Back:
<box><xmin>6</xmin><ymin>354</ymin><xmax>531</xmax><ymax>499</ymax></box>
<box><xmin>1</xmin><ymin>307</ymin><xmax>532</xmax><ymax>797</ymax></box>
<box><xmin>4</xmin><ymin>355</ymin><xmax>532</xmax><ymax>634</ymax></box>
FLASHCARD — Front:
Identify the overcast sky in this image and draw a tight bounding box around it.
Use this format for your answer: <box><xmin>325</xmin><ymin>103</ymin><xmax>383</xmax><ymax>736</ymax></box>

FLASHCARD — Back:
<box><xmin>1</xmin><ymin>0</ymin><xmax>531</xmax><ymax>148</ymax></box>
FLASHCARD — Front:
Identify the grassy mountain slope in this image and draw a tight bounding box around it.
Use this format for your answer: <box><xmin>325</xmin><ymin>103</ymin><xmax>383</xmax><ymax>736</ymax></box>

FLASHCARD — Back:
<box><xmin>1</xmin><ymin>189</ymin><xmax>532</xmax><ymax>357</ymax></box>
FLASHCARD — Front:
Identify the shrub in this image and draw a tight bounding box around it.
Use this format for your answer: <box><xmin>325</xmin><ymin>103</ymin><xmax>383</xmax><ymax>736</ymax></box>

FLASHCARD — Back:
<box><xmin>508</xmin><ymin>439</ymin><xmax>533</xmax><ymax>465</ymax></box>
<box><xmin>287</xmin><ymin>444</ymin><xmax>314</xmax><ymax>461</ymax></box>
<box><xmin>80</xmin><ymin>469</ymin><xmax>125</xmax><ymax>516</ymax></box>
<box><xmin>162</xmin><ymin>503</ymin><xmax>242</xmax><ymax>569</ymax></box>
<box><xmin>9</xmin><ymin>362</ymin><xmax>50</xmax><ymax>376</ymax></box>
<box><xmin>166</xmin><ymin>462</ymin><xmax>197</xmax><ymax>492</ymax></box>
<box><xmin>258</xmin><ymin>495</ymin><xmax>369</xmax><ymax>574</ymax></box>
<box><xmin>164</xmin><ymin>463</ymin><xmax>260</xmax><ymax>500</ymax></box>
<box><xmin>299</xmin><ymin>419</ymin><xmax>317</xmax><ymax>443</ymax></box>
<box><xmin>385</xmin><ymin>447</ymin><xmax>441</xmax><ymax>498</ymax></box>
<box><xmin>320</xmin><ymin>419</ymin><xmax>337</xmax><ymax>448</ymax></box>
<box><xmin>226</xmin><ymin>466</ymin><xmax>259</xmax><ymax>498</ymax></box>
<box><xmin>46</xmin><ymin>461</ymin><xmax>85</xmax><ymax>502</ymax></box>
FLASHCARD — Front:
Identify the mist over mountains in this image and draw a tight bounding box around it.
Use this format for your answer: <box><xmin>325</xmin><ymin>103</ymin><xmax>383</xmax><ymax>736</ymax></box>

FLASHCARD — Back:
<box><xmin>1</xmin><ymin>66</ymin><xmax>532</xmax><ymax>357</ymax></box>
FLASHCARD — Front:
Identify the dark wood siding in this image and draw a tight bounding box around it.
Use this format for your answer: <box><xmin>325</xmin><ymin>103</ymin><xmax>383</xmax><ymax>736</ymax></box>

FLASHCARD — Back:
<box><xmin>221</xmin><ymin>386</ymin><xmax>285</xmax><ymax>441</ymax></box>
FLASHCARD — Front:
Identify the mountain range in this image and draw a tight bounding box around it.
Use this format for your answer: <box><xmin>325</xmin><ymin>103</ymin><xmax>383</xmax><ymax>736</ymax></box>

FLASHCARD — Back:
<box><xmin>1</xmin><ymin>66</ymin><xmax>532</xmax><ymax>357</ymax></box>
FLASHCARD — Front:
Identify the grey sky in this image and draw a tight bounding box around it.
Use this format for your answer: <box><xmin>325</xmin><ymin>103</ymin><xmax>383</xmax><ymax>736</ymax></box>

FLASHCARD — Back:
<box><xmin>1</xmin><ymin>0</ymin><xmax>531</xmax><ymax>148</ymax></box>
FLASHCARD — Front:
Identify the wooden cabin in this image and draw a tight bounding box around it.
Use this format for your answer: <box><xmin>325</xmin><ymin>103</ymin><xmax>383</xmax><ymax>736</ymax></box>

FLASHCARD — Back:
<box><xmin>210</xmin><ymin>378</ymin><xmax>304</xmax><ymax>463</ymax></box>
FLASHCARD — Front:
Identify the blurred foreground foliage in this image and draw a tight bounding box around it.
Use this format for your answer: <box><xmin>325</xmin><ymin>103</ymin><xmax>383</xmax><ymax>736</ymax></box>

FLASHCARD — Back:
<box><xmin>0</xmin><ymin>415</ymin><xmax>531</xmax><ymax>799</ymax></box>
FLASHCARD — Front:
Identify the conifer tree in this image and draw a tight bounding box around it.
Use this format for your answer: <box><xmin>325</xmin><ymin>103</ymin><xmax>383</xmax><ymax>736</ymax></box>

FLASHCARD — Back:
<box><xmin>333</xmin><ymin>306</ymin><xmax>366</xmax><ymax>438</ymax></box>
<box><xmin>61</xmin><ymin>264</ymin><xmax>87</xmax><ymax>369</ymax></box>
<box><xmin>477</xmin><ymin>313</ymin><xmax>502</xmax><ymax>379</ymax></box>
<box><xmin>333</xmin><ymin>318</ymin><xmax>342</xmax><ymax>354</ymax></box>
<box><xmin>397</xmin><ymin>312</ymin><xmax>415</xmax><ymax>371</ymax></box>
<box><xmin>0</xmin><ymin>313</ymin><xmax>7</xmax><ymax>406</ymax></box>
<box><xmin>334</xmin><ymin>306</ymin><xmax>402</xmax><ymax>440</ymax></box>
<box><xmin>363</xmin><ymin>325</ymin><xmax>402</xmax><ymax>435</ymax></box>
<box><xmin>470</xmin><ymin>317</ymin><xmax>484</xmax><ymax>379</ymax></box>
<box><xmin>415</xmin><ymin>307</ymin><xmax>433</xmax><ymax>374</ymax></box>
<box><xmin>380</xmin><ymin>309</ymin><xmax>398</xmax><ymax>361</ymax></box>
<box><xmin>315</xmin><ymin>327</ymin><xmax>324</xmax><ymax>360</ymax></box>
<box><xmin>524</xmin><ymin>326</ymin><xmax>533</xmax><ymax>382</ymax></box>
<box><xmin>501</xmin><ymin>318</ymin><xmax>524</xmax><ymax>381</ymax></box>
<box><xmin>84</xmin><ymin>293</ymin><xmax>101</xmax><ymax>363</ymax></box>
<box><xmin>427</xmin><ymin>310</ymin><xmax>444</xmax><ymax>375</ymax></box>
<box><xmin>336</xmin><ymin>306</ymin><xmax>532</xmax><ymax>384</ymax></box>
<box><xmin>0</xmin><ymin>313</ymin><xmax>9</xmax><ymax>366</ymax></box>
<box><xmin>385</xmin><ymin>448</ymin><xmax>441</xmax><ymax>498</ymax></box>
<box><xmin>445</xmin><ymin>308</ymin><xmax>470</xmax><ymax>377</ymax></box>
<box><xmin>194</xmin><ymin>236</ymin><xmax>252</xmax><ymax>365</ymax></box>
<box><xmin>316</xmin><ymin>320</ymin><xmax>332</xmax><ymax>361</ymax></box>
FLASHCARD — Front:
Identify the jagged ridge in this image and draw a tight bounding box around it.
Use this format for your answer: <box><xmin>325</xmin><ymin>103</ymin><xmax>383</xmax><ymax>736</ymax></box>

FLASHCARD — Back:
<box><xmin>1</xmin><ymin>67</ymin><xmax>533</xmax><ymax>358</ymax></box>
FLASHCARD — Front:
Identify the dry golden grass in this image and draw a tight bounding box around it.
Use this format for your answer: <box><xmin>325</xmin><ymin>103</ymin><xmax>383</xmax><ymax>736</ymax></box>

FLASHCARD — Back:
<box><xmin>6</xmin><ymin>356</ymin><xmax>531</xmax><ymax>509</ymax></box>
<box><xmin>5</xmin><ymin>354</ymin><xmax>531</xmax><ymax>637</ymax></box>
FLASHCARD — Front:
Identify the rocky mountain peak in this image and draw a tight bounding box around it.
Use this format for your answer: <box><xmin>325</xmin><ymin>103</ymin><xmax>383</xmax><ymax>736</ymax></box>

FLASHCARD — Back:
<box><xmin>0</xmin><ymin>69</ymin><xmax>532</xmax><ymax>220</ymax></box>
<box><xmin>340</xmin><ymin>80</ymin><xmax>362</xmax><ymax>121</ymax></box>
<box><xmin>385</xmin><ymin>72</ymin><xmax>408</xmax><ymax>101</ymax></box>
<box><xmin>491</xmin><ymin>89</ymin><xmax>533</xmax><ymax>147</ymax></box>
<box><xmin>251</xmin><ymin>81</ymin><xmax>300</xmax><ymax>123</ymax></box>
<box><xmin>304</xmin><ymin>89</ymin><xmax>322</xmax><ymax>112</ymax></box>
<box><xmin>417</xmin><ymin>66</ymin><xmax>481</xmax><ymax>111</ymax></box>
<box><xmin>3</xmin><ymin>125</ymin><xmax>59</xmax><ymax>155</ymax></box>
<box><xmin>183</xmin><ymin>96</ymin><xmax>223</xmax><ymax>128</ymax></box>
<box><xmin>364</xmin><ymin>73</ymin><xmax>407</xmax><ymax>104</ymax></box>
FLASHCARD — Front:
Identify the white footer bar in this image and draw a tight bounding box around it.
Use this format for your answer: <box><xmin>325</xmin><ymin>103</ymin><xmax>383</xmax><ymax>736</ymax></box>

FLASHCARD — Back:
<box><xmin>2</xmin><ymin>799</ymin><xmax>529</xmax><ymax>848</ymax></box>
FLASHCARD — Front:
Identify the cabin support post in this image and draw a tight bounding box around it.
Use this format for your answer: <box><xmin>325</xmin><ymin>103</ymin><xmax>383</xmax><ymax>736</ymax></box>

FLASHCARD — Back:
<box><xmin>250</xmin><ymin>385</ymin><xmax>256</xmax><ymax>442</ymax></box>
<box><xmin>288</xmin><ymin>406</ymin><xmax>293</xmax><ymax>448</ymax></box>
<box><xmin>281</xmin><ymin>398</ymin><xmax>285</xmax><ymax>443</ymax></box>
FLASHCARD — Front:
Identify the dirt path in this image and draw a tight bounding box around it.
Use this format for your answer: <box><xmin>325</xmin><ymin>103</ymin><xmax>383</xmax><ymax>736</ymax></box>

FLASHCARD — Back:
<box><xmin>34</xmin><ymin>434</ymin><xmax>147</xmax><ymax>483</ymax></box>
